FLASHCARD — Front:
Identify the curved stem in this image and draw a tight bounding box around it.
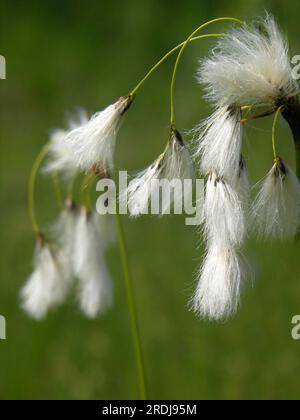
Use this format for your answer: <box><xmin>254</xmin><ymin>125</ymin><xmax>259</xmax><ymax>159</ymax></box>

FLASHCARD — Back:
<box><xmin>272</xmin><ymin>106</ymin><xmax>285</xmax><ymax>159</ymax></box>
<box><xmin>129</xmin><ymin>33</ymin><xmax>225</xmax><ymax>97</ymax></box>
<box><xmin>169</xmin><ymin>17</ymin><xmax>243</xmax><ymax>127</ymax></box>
<box><xmin>115</xmin><ymin>212</ymin><xmax>147</xmax><ymax>400</ymax></box>
<box><xmin>28</xmin><ymin>145</ymin><xmax>49</xmax><ymax>236</ymax></box>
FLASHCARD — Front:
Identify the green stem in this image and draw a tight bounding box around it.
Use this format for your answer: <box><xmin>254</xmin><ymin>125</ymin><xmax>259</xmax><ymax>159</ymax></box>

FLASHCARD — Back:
<box><xmin>129</xmin><ymin>33</ymin><xmax>225</xmax><ymax>97</ymax></box>
<box><xmin>169</xmin><ymin>17</ymin><xmax>243</xmax><ymax>127</ymax></box>
<box><xmin>115</xmin><ymin>212</ymin><xmax>147</xmax><ymax>400</ymax></box>
<box><xmin>272</xmin><ymin>106</ymin><xmax>285</xmax><ymax>160</ymax></box>
<box><xmin>28</xmin><ymin>145</ymin><xmax>49</xmax><ymax>236</ymax></box>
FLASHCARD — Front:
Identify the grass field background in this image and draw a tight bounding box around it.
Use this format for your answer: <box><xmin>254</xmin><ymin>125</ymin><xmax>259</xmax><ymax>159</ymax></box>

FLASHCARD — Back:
<box><xmin>1</xmin><ymin>0</ymin><xmax>300</xmax><ymax>399</ymax></box>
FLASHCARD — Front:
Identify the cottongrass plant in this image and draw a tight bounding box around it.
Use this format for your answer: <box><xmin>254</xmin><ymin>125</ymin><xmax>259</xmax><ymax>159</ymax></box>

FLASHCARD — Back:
<box><xmin>199</xmin><ymin>14</ymin><xmax>299</xmax><ymax>107</ymax></box>
<box><xmin>64</xmin><ymin>96</ymin><xmax>133</xmax><ymax>174</ymax></box>
<box><xmin>252</xmin><ymin>158</ymin><xmax>300</xmax><ymax>239</ymax></box>
<box><xmin>24</xmin><ymin>14</ymin><xmax>300</xmax><ymax>397</ymax></box>
<box><xmin>124</xmin><ymin>128</ymin><xmax>194</xmax><ymax>216</ymax></box>
<box><xmin>43</xmin><ymin>111</ymin><xmax>89</xmax><ymax>181</ymax></box>
<box><xmin>22</xmin><ymin>201</ymin><xmax>114</xmax><ymax>319</ymax></box>
<box><xmin>195</xmin><ymin>106</ymin><xmax>243</xmax><ymax>178</ymax></box>
<box><xmin>73</xmin><ymin>208</ymin><xmax>113</xmax><ymax>318</ymax></box>
<box><xmin>21</xmin><ymin>235</ymin><xmax>70</xmax><ymax>320</ymax></box>
<box><xmin>193</xmin><ymin>245</ymin><xmax>247</xmax><ymax>321</ymax></box>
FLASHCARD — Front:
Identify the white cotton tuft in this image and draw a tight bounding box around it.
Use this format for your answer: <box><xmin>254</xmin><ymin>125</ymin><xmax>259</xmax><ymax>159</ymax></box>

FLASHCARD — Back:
<box><xmin>21</xmin><ymin>239</ymin><xmax>69</xmax><ymax>320</ymax></box>
<box><xmin>202</xmin><ymin>171</ymin><xmax>246</xmax><ymax>247</ymax></box>
<box><xmin>252</xmin><ymin>158</ymin><xmax>300</xmax><ymax>239</ymax></box>
<box><xmin>194</xmin><ymin>106</ymin><xmax>242</xmax><ymax>179</ymax></box>
<box><xmin>73</xmin><ymin>209</ymin><xmax>113</xmax><ymax>318</ymax></box>
<box><xmin>43</xmin><ymin>111</ymin><xmax>89</xmax><ymax>180</ymax></box>
<box><xmin>198</xmin><ymin>14</ymin><xmax>299</xmax><ymax>107</ymax></box>
<box><xmin>235</xmin><ymin>156</ymin><xmax>251</xmax><ymax>207</ymax></box>
<box><xmin>124</xmin><ymin>129</ymin><xmax>194</xmax><ymax>217</ymax></box>
<box><xmin>65</xmin><ymin>96</ymin><xmax>132</xmax><ymax>173</ymax></box>
<box><xmin>192</xmin><ymin>244</ymin><xmax>247</xmax><ymax>320</ymax></box>
<box><xmin>49</xmin><ymin>200</ymin><xmax>79</xmax><ymax>279</ymax></box>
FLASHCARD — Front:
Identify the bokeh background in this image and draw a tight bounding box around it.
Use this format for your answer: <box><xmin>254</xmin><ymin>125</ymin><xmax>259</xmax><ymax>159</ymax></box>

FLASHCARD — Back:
<box><xmin>1</xmin><ymin>0</ymin><xmax>300</xmax><ymax>400</ymax></box>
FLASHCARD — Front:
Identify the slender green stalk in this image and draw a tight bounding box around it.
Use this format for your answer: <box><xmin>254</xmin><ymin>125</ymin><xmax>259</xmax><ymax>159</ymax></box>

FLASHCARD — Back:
<box><xmin>115</xmin><ymin>212</ymin><xmax>147</xmax><ymax>400</ymax></box>
<box><xmin>272</xmin><ymin>105</ymin><xmax>285</xmax><ymax>159</ymax></box>
<box><xmin>28</xmin><ymin>144</ymin><xmax>49</xmax><ymax>236</ymax></box>
<box><xmin>129</xmin><ymin>33</ymin><xmax>224</xmax><ymax>97</ymax></box>
<box><xmin>169</xmin><ymin>17</ymin><xmax>243</xmax><ymax>127</ymax></box>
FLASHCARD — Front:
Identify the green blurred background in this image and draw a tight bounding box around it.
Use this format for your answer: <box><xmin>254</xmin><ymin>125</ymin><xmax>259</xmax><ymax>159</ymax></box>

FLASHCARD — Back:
<box><xmin>1</xmin><ymin>0</ymin><xmax>300</xmax><ymax>400</ymax></box>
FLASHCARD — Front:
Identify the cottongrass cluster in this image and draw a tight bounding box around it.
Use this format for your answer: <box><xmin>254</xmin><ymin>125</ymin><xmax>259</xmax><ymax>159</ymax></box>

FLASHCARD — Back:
<box><xmin>192</xmin><ymin>14</ymin><xmax>300</xmax><ymax>320</ymax></box>
<box><xmin>23</xmin><ymin>13</ymin><xmax>300</xmax><ymax>323</ymax></box>
<box><xmin>22</xmin><ymin>96</ymin><xmax>129</xmax><ymax>320</ymax></box>
<box><xmin>22</xmin><ymin>200</ymin><xmax>115</xmax><ymax>319</ymax></box>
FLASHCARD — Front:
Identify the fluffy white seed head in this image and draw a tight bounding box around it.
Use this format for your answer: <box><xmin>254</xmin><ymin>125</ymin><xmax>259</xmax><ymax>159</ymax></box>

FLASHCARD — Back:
<box><xmin>73</xmin><ymin>209</ymin><xmax>113</xmax><ymax>318</ymax></box>
<box><xmin>124</xmin><ymin>129</ymin><xmax>194</xmax><ymax>217</ymax></box>
<box><xmin>199</xmin><ymin>15</ymin><xmax>299</xmax><ymax>107</ymax></box>
<box><xmin>235</xmin><ymin>156</ymin><xmax>251</xmax><ymax>207</ymax></box>
<box><xmin>49</xmin><ymin>200</ymin><xmax>79</xmax><ymax>280</ymax></box>
<box><xmin>203</xmin><ymin>171</ymin><xmax>246</xmax><ymax>247</ymax></box>
<box><xmin>21</xmin><ymin>239</ymin><xmax>69</xmax><ymax>320</ymax></box>
<box><xmin>192</xmin><ymin>244</ymin><xmax>247</xmax><ymax>320</ymax></box>
<box><xmin>65</xmin><ymin>96</ymin><xmax>132</xmax><ymax>173</ymax></box>
<box><xmin>252</xmin><ymin>158</ymin><xmax>300</xmax><ymax>239</ymax></box>
<box><xmin>194</xmin><ymin>106</ymin><xmax>242</xmax><ymax>179</ymax></box>
<box><xmin>43</xmin><ymin>111</ymin><xmax>89</xmax><ymax>180</ymax></box>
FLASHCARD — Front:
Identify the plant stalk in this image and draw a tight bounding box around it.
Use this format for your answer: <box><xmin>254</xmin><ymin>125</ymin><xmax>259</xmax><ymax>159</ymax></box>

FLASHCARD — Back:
<box><xmin>115</xmin><ymin>212</ymin><xmax>147</xmax><ymax>400</ymax></box>
<box><xmin>28</xmin><ymin>145</ymin><xmax>49</xmax><ymax>236</ymax></box>
<box><xmin>129</xmin><ymin>33</ymin><xmax>224</xmax><ymax>97</ymax></box>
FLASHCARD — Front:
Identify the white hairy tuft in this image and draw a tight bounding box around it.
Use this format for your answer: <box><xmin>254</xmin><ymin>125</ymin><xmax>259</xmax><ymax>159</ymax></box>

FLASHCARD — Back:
<box><xmin>64</xmin><ymin>96</ymin><xmax>132</xmax><ymax>173</ymax></box>
<box><xmin>43</xmin><ymin>111</ymin><xmax>89</xmax><ymax>180</ymax></box>
<box><xmin>124</xmin><ymin>129</ymin><xmax>194</xmax><ymax>217</ymax></box>
<box><xmin>192</xmin><ymin>244</ymin><xmax>247</xmax><ymax>320</ymax></box>
<box><xmin>49</xmin><ymin>201</ymin><xmax>79</xmax><ymax>280</ymax></box>
<box><xmin>202</xmin><ymin>171</ymin><xmax>246</xmax><ymax>247</ymax></box>
<box><xmin>198</xmin><ymin>15</ymin><xmax>298</xmax><ymax>107</ymax></box>
<box><xmin>21</xmin><ymin>240</ymin><xmax>70</xmax><ymax>320</ymax></box>
<box><xmin>73</xmin><ymin>209</ymin><xmax>113</xmax><ymax>318</ymax></box>
<box><xmin>252</xmin><ymin>158</ymin><xmax>300</xmax><ymax>239</ymax></box>
<box><xmin>194</xmin><ymin>106</ymin><xmax>242</xmax><ymax>179</ymax></box>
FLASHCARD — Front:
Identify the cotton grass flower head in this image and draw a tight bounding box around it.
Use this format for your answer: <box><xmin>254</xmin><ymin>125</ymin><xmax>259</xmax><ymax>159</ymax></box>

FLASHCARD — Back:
<box><xmin>73</xmin><ymin>208</ymin><xmax>113</xmax><ymax>318</ymax></box>
<box><xmin>235</xmin><ymin>156</ymin><xmax>251</xmax><ymax>206</ymax></box>
<box><xmin>252</xmin><ymin>157</ymin><xmax>300</xmax><ymax>239</ymax></box>
<box><xmin>49</xmin><ymin>199</ymin><xmax>79</xmax><ymax>279</ymax></box>
<box><xmin>43</xmin><ymin>111</ymin><xmax>89</xmax><ymax>180</ymax></box>
<box><xmin>125</xmin><ymin>128</ymin><xmax>194</xmax><ymax>216</ymax></box>
<box><xmin>194</xmin><ymin>106</ymin><xmax>242</xmax><ymax>178</ymax></box>
<box><xmin>65</xmin><ymin>96</ymin><xmax>133</xmax><ymax>173</ymax></box>
<box><xmin>198</xmin><ymin>14</ymin><xmax>299</xmax><ymax>107</ymax></box>
<box><xmin>21</xmin><ymin>236</ymin><xmax>70</xmax><ymax>320</ymax></box>
<box><xmin>192</xmin><ymin>244</ymin><xmax>247</xmax><ymax>320</ymax></box>
<box><xmin>203</xmin><ymin>170</ymin><xmax>246</xmax><ymax>247</ymax></box>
